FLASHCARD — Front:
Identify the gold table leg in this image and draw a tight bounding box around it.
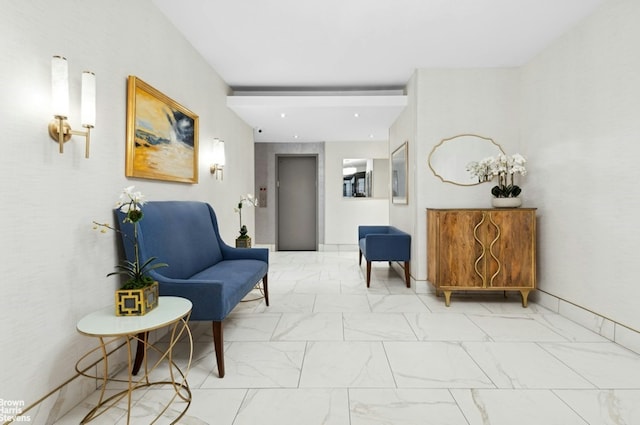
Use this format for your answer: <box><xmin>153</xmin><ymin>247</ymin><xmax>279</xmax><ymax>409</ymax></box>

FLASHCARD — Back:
<box><xmin>76</xmin><ymin>314</ymin><xmax>193</xmax><ymax>424</ymax></box>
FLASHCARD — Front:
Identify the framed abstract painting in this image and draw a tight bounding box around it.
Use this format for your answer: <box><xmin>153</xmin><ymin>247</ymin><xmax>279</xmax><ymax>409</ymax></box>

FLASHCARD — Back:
<box><xmin>125</xmin><ymin>76</ymin><xmax>199</xmax><ymax>183</ymax></box>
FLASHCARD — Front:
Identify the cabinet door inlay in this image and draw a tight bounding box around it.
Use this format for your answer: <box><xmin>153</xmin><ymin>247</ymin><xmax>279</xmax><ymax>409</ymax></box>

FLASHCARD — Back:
<box><xmin>427</xmin><ymin>208</ymin><xmax>536</xmax><ymax>306</ymax></box>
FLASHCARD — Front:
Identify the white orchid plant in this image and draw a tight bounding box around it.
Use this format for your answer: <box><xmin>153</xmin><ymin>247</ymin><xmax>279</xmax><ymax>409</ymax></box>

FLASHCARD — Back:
<box><xmin>234</xmin><ymin>194</ymin><xmax>258</xmax><ymax>239</ymax></box>
<box><xmin>466</xmin><ymin>153</ymin><xmax>527</xmax><ymax>198</ymax></box>
<box><xmin>93</xmin><ymin>186</ymin><xmax>167</xmax><ymax>289</ymax></box>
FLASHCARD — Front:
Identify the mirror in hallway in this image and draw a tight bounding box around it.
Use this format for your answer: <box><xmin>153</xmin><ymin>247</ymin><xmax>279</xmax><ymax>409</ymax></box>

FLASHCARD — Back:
<box><xmin>428</xmin><ymin>134</ymin><xmax>504</xmax><ymax>186</ymax></box>
<box><xmin>343</xmin><ymin>158</ymin><xmax>388</xmax><ymax>198</ymax></box>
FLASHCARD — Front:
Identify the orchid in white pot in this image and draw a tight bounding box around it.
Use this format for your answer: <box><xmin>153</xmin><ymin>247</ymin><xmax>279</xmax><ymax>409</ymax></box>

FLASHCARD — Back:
<box><xmin>93</xmin><ymin>186</ymin><xmax>167</xmax><ymax>289</ymax></box>
<box><xmin>234</xmin><ymin>194</ymin><xmax>258</xmax><ymax>240</ymax></box>
<box><xmin>467</xmin><ymin>153</ymin><xmax>527</xmax><ymax>198</ymax></box>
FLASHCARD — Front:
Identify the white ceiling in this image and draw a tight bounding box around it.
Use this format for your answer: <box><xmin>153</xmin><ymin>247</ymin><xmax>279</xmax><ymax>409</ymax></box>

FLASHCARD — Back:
<box><xmin>152</xmin><ymin>0</ymin><xmax>605</xmax><ymax>142</ymax></box>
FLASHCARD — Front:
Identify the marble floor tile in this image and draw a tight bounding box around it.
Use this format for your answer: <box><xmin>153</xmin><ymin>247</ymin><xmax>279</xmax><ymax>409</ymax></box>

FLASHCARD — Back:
<box><xmin>163</xmin><ymin>388</ymin><xmax>246</xmax><ymax>425</ymax></box>
<box><xmin>223</xmin><ymin>313</ymin><xmax>281</xmax><ymax>341</ymax></box>
<box><xmin>292</xmin><ymin>278</ymin><xmax>343</xmax><ymax>294</ymax></box>
<box><xmin>340</xmin><ymin>277</ymin><xmax>379</xmax><ymax>294</ymax></box>
<box><xmin>53</xmin><ymin>389</ymin><xmax>130</xmax><ymax>424</ymax></box>
<box><xmin>462</xmin><ymin>342</ymin><xmax>595</xmax><ymax>389</ymax></box>
<box><xmin>368</xmin><ymin>294</ymin><xmax>430</xmax><ymax>313</ymax></box>
<box><xmin>349</xmin><ymin>389</ymin><xmax>470</xmax><ymax>425</ymax></box>
<box><xmin>418</xmin><ymin>293</ymin><xmax>494</xmax><ymax>314</ymax></box>
<box><xmin>451</xmin><ymin>389</ymin><xmax>589</xmax><ymax>425</ymax></box>
<box><xmin>532</xmin><ymin>313</ymin><xmax>609</xmax><ymax>342</ymax></box>
<box><xmin>114</xmin><ymin>387</ymin><xmax>193</xmax><ymax>425</ymax></box>
<box><xmin>404</xmin><ymin>312</ymin><xmax>491</xmax><ymax>341</ymax></box>
<box><xmin>199</xmin><ymin>341</ymin><xmax>305</xmax><ymax>389</ymax></box>
<box><xmin>314</xmin><ymin>294</ymin><xmax>372</xmax><ymax>312</ymax></box>
<box><xmin>324</xmin><ymin>267</ymin><xmax>363</xmax><ymax>281</ymax></box>
<box><xmin>261</xmin><ymin>293</ymin><xmax>316</xmax><ymax>313</ymax></box>
<box><xmin>467</xmin><ymin>313</ymin><xmax>570</xmax><ymax>342</ymax></box>
<box><xmin>272</xmin><ymin>312</ymin><xmax>344</xmax><ymax>341</ymax></box>
<box><xmin>384</xmin><ymin>341</ymin><xmax>494</xmax><ymax>388</ymax></box>
<box><xmin>344</xmin><ymin>312</ymin><xmax>417</xmax><ymax>341</ymax></box>
<box><xmin>299</xmin><ymin>341</ymin><xmax>395</xmax><ymax>388</ymax></box>
<box><xmin>539</xmin><ymin>342</ymin><xmax>640</xmax><ymax>388</ymax></box>
<box><xmin>234</xmin><ymin>388</ymin><xmax>350</xmax><ymax>425</ymax></box>
<box><xmin>553</xmin><ymin>389</ymin><xmax>640</xmax><ymax>425</ymax></box>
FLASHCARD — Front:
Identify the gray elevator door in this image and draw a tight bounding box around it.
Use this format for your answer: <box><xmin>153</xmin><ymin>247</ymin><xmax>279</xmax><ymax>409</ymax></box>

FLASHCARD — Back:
<box><xmin>277</xmin><ymin>156</ymin><xmax>317</xmax><ymax>251</ymax></box>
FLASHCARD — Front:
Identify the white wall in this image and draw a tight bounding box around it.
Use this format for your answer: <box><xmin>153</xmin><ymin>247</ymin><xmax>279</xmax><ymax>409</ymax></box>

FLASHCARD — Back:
<box><xmin>324</xmin><ymin>141</ymin><xmax>389</xmax><ymax>247</ymax></box>
<box><xmin>521</xmin><ymin>0</ymin><xmax>640</xmax><ymax>331</ymax></box>
<box><xmin>396</xmin><ymin>0</ymin><xmax>640</xmax><ymax>336</ymax></box>
<box><xmin>0</xmin><ymin>0</ymin><xmax>255</xmax><ymax>418</ymax></box>
<box><xmin>389</xmin><ymin>75</ymin><xmax>418</xmax><ymax>267</ymax></box>
<box><xmin>394</xmin><ymin>69</ymin><xmax>521</xmax><ymax>282</ymax></box>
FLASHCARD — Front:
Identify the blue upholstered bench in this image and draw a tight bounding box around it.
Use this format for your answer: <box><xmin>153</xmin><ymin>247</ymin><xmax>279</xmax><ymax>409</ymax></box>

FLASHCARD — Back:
<box><xmin>116</xmin><ymin>201</ymin><xmax>269</xmax><ymax>378</ymax></box>
<box><xmin>358</xmin><ymin>225</ymin><xmax>411</xmax><ymax>288</ymax></box>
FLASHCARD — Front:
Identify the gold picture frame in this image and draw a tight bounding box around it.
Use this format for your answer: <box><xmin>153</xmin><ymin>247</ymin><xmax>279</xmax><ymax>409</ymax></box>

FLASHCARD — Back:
<box><xmin>126</xmin><ymin>76</ymin><xmax>199</xmax><ymax>183</ymax></box>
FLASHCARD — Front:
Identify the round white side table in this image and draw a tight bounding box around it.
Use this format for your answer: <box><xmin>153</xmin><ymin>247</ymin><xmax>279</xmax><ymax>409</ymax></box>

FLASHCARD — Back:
<box><xmin>76</xmin><ymin>296</ymin><xmax>193</xmax><ymax>424</ymax></box>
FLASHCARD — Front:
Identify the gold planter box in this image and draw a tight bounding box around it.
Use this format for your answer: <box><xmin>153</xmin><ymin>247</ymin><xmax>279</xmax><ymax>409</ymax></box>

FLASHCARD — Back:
<box><xmin>115</xmin><ymin>281</ymin><xmax>159</xmax><ymax>316</ymax></box>
<box><xmin>235</xmin><ymin>237</ymin><xmax>251</xmax><ymax>248</ymax></box>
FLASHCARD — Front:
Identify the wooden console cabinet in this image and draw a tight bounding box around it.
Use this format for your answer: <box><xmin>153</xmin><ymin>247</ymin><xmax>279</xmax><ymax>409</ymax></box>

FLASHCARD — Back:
<box><xmin>427</xmin><ymin>208</ymin><xmax>536</xmax><ymax>307</ymax></box>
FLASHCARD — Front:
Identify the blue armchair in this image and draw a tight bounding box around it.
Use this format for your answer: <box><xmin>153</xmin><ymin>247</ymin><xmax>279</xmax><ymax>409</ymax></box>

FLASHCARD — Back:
<box><xmin>358</xmin><ymin>225</ymin><xmax>411</xmax><ymax>288</ymax></box>
<box><xmin>116</xmin><ymin>201</ymin><xmax>269</xmax><ymax>378</ymax></box>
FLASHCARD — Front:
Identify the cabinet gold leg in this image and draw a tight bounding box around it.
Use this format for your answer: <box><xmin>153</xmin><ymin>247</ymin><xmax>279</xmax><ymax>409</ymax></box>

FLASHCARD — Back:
<box><xmin>520</xmin><ymin>290</ymin><xmax>530</xmax><ymax>307</ymax></box>
<box><xmin>444</xmin><ymin>291</ymin><xmax>452</xmax><ymax>307</ymax></box>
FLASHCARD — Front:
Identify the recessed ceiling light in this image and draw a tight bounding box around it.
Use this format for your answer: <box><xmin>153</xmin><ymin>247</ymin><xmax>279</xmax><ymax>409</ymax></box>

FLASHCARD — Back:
<box><xmin>369</xmin><ymin>134</ymin><xmax>374</xmax><ymax>139</ymax></box>
<box><xmin>280</xmin><ymin>112</ymin><xmax>286</xmax><ymax>118</ymax></box>
<box><xmin>294</xmin><ymin>134</ymin><xmax>298</xmax><ymax>139</ymax></box>
<box><xmin>354</xmin><ymin>113</ymin><xmax>359</xmax><ymax>118</ymax></box>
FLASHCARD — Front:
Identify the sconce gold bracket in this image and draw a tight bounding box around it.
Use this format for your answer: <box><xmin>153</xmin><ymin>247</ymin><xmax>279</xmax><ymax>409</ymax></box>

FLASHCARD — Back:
<box><xmin>48</xmin><ymin>116</ymin><xmax>92</xmax><ymax>158</ymax></box>
<box><xmin>210</xmin><ymin>164</ymin><xmax>224</xmax><ymax>180</ymax></box>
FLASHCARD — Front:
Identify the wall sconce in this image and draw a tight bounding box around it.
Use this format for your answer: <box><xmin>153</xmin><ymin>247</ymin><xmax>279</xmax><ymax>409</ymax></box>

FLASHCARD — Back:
<box><xmin>48</xmin><ymin>56</ymin><xmax>96</xmax><ymax>158</ymax></box>
<box><xmin>210</xmin><ymin>138</ymin><xmax>226</xmax><ymax>180</ymax></box>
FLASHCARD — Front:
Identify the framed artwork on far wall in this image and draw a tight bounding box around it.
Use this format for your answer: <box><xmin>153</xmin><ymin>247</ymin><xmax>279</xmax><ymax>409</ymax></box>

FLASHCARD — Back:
<box><xmin>391</xmin><ymin>141</ymin><xmax>408</xmax><ymax>204</ymax></box>
<box><xmin>125</xmin><ymin>76</ymin><xmax>199</xmax><ymax>183</ymax></box>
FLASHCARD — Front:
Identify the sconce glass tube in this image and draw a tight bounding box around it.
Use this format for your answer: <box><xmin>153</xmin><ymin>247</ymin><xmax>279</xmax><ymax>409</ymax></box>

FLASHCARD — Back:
<box><xmin>81</xmin><ymin>71</ymin><xmax>96</xmax><ymax>127</ymax></box>
<box><xmin>51</xmin><ymin>56</ymin><xmax>69</xmax><ymax>118</ymax></box>
<box><xmin>49</xmin><ymin>56</ymin><xmax>95</xmax><ymax>158</ymax></box>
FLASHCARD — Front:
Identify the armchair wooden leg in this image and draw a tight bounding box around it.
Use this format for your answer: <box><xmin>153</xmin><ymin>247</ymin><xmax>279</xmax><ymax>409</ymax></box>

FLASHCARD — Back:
<box><xmin>263</xmin><ymin>274</ymin><xmax>270</xmax><ymax>307</ymax></box>
<box><xmin>212</xmin><ymin>321</ymin><xmax>225</xmax><ymax>378</ymax></box>
<box><xmin>404</xmin><ymin>261</ymin><xmax>411</xmax><ymax>288</ymax></box>
<box><xmin>359</xmin><ymin>250</ymin><xmax>362</xmax><ymax>265</ymax></box>
<box><xmin>366</xmin><ymin>261</ymin><xmax>372</xmax><ymax>288</ymax></box>
<box><xmin>131</xmin><ymin>332</ymin><xmax>147</xmax><ymax>376</ymax></box>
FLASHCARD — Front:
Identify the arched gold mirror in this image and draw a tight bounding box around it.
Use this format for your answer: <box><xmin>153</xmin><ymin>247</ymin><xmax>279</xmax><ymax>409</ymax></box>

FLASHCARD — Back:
<box><xmin>428</xmin><ymin>134</ymin><xmax>504</xmax><ymax>186</ymax></box>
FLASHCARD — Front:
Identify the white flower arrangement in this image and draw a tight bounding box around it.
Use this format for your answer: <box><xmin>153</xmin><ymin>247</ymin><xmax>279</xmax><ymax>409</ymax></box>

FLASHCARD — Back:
<box><xmin>93</xmin><ymin>186</ymin><xmax>167</xmax><ymax>289</ymax></box>
<box><xmin>234</xmin><ymin>194</ymin><xmax>258</xmax><ymax>239</ymax></box>
<box><xmin>467</xmin><ymin>153</ymin><xmax>527</xmax><ymax>198</ymax></box>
